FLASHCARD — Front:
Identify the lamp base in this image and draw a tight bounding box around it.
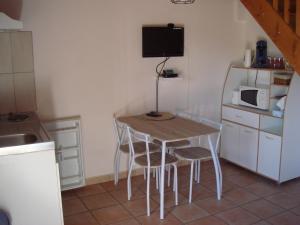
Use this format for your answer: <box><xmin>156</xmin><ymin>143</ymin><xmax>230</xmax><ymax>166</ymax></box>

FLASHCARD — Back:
<box><xmin>146</xmin><ymin>111</ymin><xmax>162</xmax><ymax>117</ymax></box>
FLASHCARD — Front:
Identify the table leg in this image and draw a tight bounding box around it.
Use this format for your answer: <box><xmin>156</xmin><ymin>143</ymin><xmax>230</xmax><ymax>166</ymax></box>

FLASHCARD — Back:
<box><xmin>160</xmin><ymin>141</ymin><xmax>166</xmax><ymax>219</ymax></box>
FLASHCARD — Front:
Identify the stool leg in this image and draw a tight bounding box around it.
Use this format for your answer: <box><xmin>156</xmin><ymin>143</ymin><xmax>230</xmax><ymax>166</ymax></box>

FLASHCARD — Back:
<box><xmin>189</xmin><ymin>161</ymin><xmax>194</xmax><ymax>203</ymax></box>
<box><xmin>147</xmin><ymin>167</ymin><xmax>151</xmax><ymax>216</ymax></box>
<box><xmin>168</xmin><ymin>165</ymin><xmax>171</xmax><ymax>187</ymax></box>
<box><xmin>174</xmin><ymin>165</ymin><xmax>178</xmax><ymax>205</ymax></box>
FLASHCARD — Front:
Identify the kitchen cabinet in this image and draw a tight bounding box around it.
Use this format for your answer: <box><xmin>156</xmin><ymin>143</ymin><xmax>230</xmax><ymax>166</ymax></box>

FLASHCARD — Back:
<box><xmin>44</xmin><ymin>117</ymin><xmax>85</xmax><ymax>190</ymax></box>
<box><xmin>221</xmin><ymin>65</ymin><xmax>300</xmax><ymax>183</ymax></box>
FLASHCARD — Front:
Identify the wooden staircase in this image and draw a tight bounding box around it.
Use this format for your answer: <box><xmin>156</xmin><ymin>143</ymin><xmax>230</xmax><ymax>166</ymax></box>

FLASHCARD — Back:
<box><xmin>240</xmin><ymin>0</ymin><xmax>300</xmax><ymax>74</ymax></box>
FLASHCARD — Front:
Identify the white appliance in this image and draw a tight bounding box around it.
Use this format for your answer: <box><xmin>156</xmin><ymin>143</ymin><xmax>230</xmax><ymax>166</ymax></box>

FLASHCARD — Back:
<box><xmin>239</xmin><ymin>85</ymin><xmax>269</xmax><ymax>110</ymax></box>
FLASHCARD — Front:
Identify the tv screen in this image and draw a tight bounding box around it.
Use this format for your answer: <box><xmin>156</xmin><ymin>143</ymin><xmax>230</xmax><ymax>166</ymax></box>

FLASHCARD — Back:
<box><xmin>142</xmin><ymin>26</ymin><xmax>184</xmax><ymax>57</ymax></box>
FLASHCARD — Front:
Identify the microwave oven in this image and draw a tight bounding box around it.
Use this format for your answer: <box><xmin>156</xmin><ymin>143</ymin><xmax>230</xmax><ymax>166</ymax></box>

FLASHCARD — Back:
<box><xmin>239</xmin><ymin>85</ymin><xmax>269</xmax><ymax>110</ymax></box>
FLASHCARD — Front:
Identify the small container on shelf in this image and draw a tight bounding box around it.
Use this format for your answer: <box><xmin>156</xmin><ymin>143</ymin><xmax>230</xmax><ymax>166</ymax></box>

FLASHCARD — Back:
<box><xmin>273</xmin><ymin>74</ymin><xmax>292</xmax><ymax>85</ymax></box>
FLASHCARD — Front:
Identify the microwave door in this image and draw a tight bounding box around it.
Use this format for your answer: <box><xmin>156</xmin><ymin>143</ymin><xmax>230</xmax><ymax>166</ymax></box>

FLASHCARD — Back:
<box><xmin>241</xmin><ymin>89</ymin><xmax>258</xmax><ymax>106</ymax></box>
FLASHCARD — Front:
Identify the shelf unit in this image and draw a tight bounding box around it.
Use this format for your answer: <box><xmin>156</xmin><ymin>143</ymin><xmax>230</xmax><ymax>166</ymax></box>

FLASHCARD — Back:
<box><xmin>43</xmin><ymin>117</ymin><xmax>85</xmax><ymax>190</ymax></box>
<box><xmin>221</xmin><ymin>65</ymin><xmax>300</xmax><ymax>183</ymax></box>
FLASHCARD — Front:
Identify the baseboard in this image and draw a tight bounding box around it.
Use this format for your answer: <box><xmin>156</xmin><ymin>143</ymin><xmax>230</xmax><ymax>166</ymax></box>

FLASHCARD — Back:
<box><xmin>85</xmin><ymin>160</ymin><xmax>191</xmax><ymax>185</ymax></box>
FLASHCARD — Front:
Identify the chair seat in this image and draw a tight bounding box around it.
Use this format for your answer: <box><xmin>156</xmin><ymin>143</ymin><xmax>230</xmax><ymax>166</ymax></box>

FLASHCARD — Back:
<box><xmin>120</xmin><ymin>142</ymin><xmax>159</xmax><ymax>154</ymax></box>
<box><xmin>174</xmin><ymin>147</ymin><xmax>211</xmax><ymax>160</ymax></box>
<box><xmin>135</xmin><ymin>152</ymin><xmax>178</xmax><ymax>167</ymax></box>
<box><xmin>153</xmin><ymin>139</ymin><xmax>190</xmax><ymax>148</ymax></box>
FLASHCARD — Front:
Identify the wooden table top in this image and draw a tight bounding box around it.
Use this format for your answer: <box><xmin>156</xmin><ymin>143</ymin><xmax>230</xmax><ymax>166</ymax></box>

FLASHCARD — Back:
<box><xmin>118</xmin><ymin>114</ymin><xmax>218</xmax><ymax>142</ymax></box>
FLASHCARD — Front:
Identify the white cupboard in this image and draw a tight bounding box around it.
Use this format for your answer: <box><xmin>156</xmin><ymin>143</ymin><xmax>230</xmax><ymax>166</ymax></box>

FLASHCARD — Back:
<box><xmin>44</xmin><ymin>117</ymin><xmax>85</xmax><ymax>190</ymax></box>
<box><xmin>221</xmin><ymin>65</ymin><xmax>300</xmax><ymax>183</ymax></box>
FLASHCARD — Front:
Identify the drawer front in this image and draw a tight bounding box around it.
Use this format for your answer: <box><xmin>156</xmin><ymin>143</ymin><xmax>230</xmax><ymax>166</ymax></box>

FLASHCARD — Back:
<box><xmin>222</xmin><ymin>106</ymin><xmax>259</xmax><ymax>128</ymax></box>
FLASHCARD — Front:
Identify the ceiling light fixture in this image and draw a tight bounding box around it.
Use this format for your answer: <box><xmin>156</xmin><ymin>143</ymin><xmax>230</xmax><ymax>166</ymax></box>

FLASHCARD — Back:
<box><xmin>171</xmin><ymin>0</ymin><xmax>195</xmax><ymax>4</ymax></box>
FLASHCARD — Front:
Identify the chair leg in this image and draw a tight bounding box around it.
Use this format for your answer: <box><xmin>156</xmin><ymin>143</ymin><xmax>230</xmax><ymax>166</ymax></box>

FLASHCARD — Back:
<box><xmin>173</xmin><ymin>164</ymin><xmax>178</xmax><ymax>205</ymax></box>
<box><xmin>156</xmin><ymin>168</ymin><xmax>159</xmax><ymax>190</ymax></box>
<box><xmin>189</xmin><ymin>161</ymin><xmax>194</xmax><ymax>203</ymax></box>
<box><xmin>197</xmin><ymin>160</ymin><xmax>201</xmax><ymax>183</ymax></box>
<box><xmin>168</xmin><ymin>165</ymin><xmax>171</xmax><ymax>187</ymax></box>
<box><xmin>158</xmin><ymin>168</ymin><xmax>161</xmax><ymax>193</ymax></box>
<box><xmin>153</xmin><ymin>168</ymin><xmax>156</xmax><ymax>178</ymax></box>
<box><xmin>144</xmin><ymin>168</ymin><xmax>146</xmax><ymax>180</ymax></box>
<box><xmin>147</xmin><ymin>167</ymin><xmax>151</xmax><ymax>216</ymax></box>
<box><xmin>127</xmin><ymin>158</ymin><xmax>134</xmax><ymax>201</ymax></box>
<box><xmin>114</xmin><ymin>150</ymin><xmax>121</xmax><ymax>185</ymax></box>
<box><xmin>194</xmin><ymin>160</ymin><xmax>198</xmax><ymax>181</ymax></box>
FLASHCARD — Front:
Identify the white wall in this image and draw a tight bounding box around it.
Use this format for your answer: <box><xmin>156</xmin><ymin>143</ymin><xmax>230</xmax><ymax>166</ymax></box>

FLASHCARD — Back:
<box><xmin>21</xmin><ymin>0</ymin><xmax>280</xmax><ymax>179</ymax></box>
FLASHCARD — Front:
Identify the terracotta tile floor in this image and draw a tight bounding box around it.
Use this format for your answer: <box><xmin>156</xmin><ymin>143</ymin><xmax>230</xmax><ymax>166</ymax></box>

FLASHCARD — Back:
<box><xmin>62</xmin><ymin>160</ymin><xmax>300</xmax><ymax>225</ymax></box>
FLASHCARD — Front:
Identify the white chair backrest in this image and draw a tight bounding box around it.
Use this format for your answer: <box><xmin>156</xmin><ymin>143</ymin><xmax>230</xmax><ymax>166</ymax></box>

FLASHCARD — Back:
<box><xmin>127</xmin><ymin>126</ymin><xmax>151</xmax><ymax>166</ymax></box>
<box><xmin>113</xmin><ymin>116</ymin><xmax>127</xmax><ymax>145</ymax></box>
<box><xmin>176</xmin><ymin>110</ymin><xmax>222</xmax><ymax>153</ymax></box>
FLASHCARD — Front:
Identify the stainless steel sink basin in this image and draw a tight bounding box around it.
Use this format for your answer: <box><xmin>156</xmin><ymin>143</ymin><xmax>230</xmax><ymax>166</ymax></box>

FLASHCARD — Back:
<box><xmin>0</xmin><ymin>133</ymin><xmax>38</xmax><ymax>148</ymax></box>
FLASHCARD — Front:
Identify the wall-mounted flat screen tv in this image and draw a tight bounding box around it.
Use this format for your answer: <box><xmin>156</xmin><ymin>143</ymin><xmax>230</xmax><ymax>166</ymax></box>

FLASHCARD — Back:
<box><xmin>142</xmin><ymin>25</ymin><xmax>184</xmax><ymax>57</ymax></box>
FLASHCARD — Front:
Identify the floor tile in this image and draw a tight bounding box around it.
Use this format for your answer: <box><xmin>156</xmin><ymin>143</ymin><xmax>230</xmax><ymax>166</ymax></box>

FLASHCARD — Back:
<box><xmin>63</xmin><ymin>198</ymin><xmax>87</xmax><ymax>217</ymax></box>
<box><xmin>101</xmin><ymin>179</ymin><xmax>129</xmax><ymax>192</ymax></box>
<box><xmin>224</xmin><ymin>188</ymin><xmax>259</xmax><ymax>205</ymax></box>
<box><xmin>81</xmin><ymin>192</ymin><xmax>118</xmax><ymax>210</ymax></box>
<box><xmin>171</xmin><ymin>203</ymin><xmax>210</xmax><ymax>223</ymax></box>
<box><xmin>290</xmin><ymin>205</ymin><xmax>300</xmax><ymax>216</ymax></box>
<box><xmin>245</xmin><ymin>182</ymin><xmax>281</xmax><ymax>197</ymax></box>
<box><xmin>226</xmin><ymin>173</ymin><xmax>260</xmax><ymax>187</ymax></box>
<box><xmin>110</xmin><ymin>188</ymin><xmax>145</xmax><ymax>203</ymax></box>
<box><xmin>216</xmin><ymin>207</ymin><xmax>260</xmax><ymax>225</ymax></box>
<box><xmin>242</xmin><ymin>199</ymin><xmax>284</xmax><ymax>219</ymax></box>
<box><xmin>92</xmin><ymin>205</ymin><xmax>132</xmax><ymax>225</ymax></box>
<box><xmin>137</xmin><ymin>211</ymin><xmax>182</xmax><ymax>225</ymax></box>
<box><xmin>265</xmin><ymin>192</ymin><xmax>300</xmax><ymax>209</ymax></box>
<box><xmin>201</xmin><ymin>179</ymin><xmax>237</xmax><ymax>193</ymax></box>
<box><xmin>179</xmin><ymin>184</ymin><xmax>214</xmax><ymax>201</ymax></box>
<box><xmin>109</xmin><ymin>218</ymin><xmax>141</xmax><ymax>225</ymax></box>
<box><xmin>252</xmin><ymin>221</ymin><xmax>272</xmax><ymax>225</ymax></box>
<box><xmin>186</xmin><ymin>216</ymin><xmax>228</xmax><ymax>225</ymax></box>
<box><xmin>151</xmin><ymin>192</ymin><xmax>187</xmax><ymax>209</ymax></box>
<box><xmin>267</xmin><ymin>211</ymin><xmax>300</xmax><ymax>225</ymax></box>
<box><xmin>122</xmin><ymin>197</ymin><xmax>158</xmax><ymax>216</ymax></box>
<box><xmin>195</xmin><ymin>197</ymin><xmax>237</xmax><ymax>214</ymax></box>
<box><xmin>62</xmin><ymin>190</ymin><xmax>78</xmax><ymax>200</ymax></box>
<box><xmin>64</xmin><ymin>212</ymin><xmax>98</xmax><ymax>225</ymax></box>
<box><xmin>76</xmin><ymin>184</ymin><xmax>106</xmax><ymax>197</ymax></box>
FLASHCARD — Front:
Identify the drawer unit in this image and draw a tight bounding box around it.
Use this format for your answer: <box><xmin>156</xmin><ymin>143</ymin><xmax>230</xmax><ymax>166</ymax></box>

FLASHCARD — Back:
<box><xmin>222</xmin><ymin>106</ymin><xmax>259</xmax><ymax>128</ymax></box>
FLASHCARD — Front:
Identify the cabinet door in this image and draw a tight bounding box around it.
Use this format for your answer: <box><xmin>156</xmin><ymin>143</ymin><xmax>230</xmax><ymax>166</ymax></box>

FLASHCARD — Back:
<box><xmin>221</xmin><ymin>121</ymin><xmax>239</xmax><ymax>164</ymax></box>
<box><xmin>258</xmin><ymin>132</ymin><xmax>281</xmax><ymax>180</ymax></box>
<box><xmin>239</xmin><ymin>126</ymin><xmax>258</xmax><ymax>171</ymax></box>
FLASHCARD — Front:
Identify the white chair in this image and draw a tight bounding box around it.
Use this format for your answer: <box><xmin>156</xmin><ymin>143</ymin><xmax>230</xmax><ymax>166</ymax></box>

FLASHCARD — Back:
<box><xmin>174</xmin><ymin>114</ymin><xmax>223</xmax><ymax>203</ymax></box>
<box><xmin>113</xmin><ymin>116</ymin><xmax>159</xmax><ymax>185</ymax></box>
<box><xmin>127</xmin><ymin>126</ymin><xmax>179</xmax><ymax>216</ymax></box>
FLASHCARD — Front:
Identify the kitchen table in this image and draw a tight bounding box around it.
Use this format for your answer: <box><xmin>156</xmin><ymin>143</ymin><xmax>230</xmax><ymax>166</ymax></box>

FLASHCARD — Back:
<box><xmin>118</xmin><ymin>113</ymin><xmax>221</xmax><ymax>219</ymax></box>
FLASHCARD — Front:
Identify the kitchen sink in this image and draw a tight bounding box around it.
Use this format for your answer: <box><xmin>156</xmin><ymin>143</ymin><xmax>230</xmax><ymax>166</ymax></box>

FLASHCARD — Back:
<box><xmin>0</xmin><ymin>133</ymin><xmax>38</xmax><ymax>148</ymax></box>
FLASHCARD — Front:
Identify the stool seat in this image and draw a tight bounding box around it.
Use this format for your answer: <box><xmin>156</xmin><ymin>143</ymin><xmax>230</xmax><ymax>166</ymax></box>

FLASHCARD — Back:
<box><xmin>174</xmin><ymin>147</ymin><xmax>211</xmax><ymax>160</ymax></box>
<box><xmin>135</xmin><ymin>152</ymin><xmax>178</xmax><ymax>168</ymax></box>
